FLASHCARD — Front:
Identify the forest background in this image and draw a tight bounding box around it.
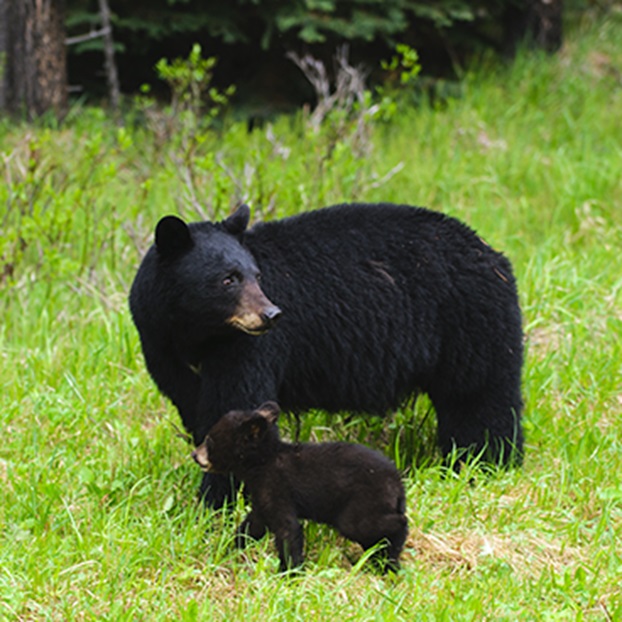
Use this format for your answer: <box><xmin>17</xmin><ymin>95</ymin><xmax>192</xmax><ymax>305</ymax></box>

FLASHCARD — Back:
<box><xmin>2</xmin><ymin>0</ymin><xmax>569</xmax><ymax>120</ymax></box>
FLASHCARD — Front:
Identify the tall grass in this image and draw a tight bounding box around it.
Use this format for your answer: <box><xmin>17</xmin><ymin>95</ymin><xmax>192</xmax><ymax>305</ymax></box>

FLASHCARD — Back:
<box><xmin>1</xmin><ymin>12</ymin><xmax>621</xmax><ymax>620</ymax></box>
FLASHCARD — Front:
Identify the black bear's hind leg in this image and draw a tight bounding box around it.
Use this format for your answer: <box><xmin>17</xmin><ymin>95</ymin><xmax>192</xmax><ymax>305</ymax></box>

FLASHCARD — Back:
<box><xmin>432</xmin><ymin>388</ymin><xmax>523</xmax><ymax>468</ymax></box>
<box><xmin>198</xmin><ymin>472</ymin><xmax>240</xmax><ymax>508</ymax></box>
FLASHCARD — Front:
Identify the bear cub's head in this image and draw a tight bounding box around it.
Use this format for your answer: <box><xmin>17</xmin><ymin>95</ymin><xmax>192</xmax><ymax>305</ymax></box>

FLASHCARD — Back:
<box><xmin>192</xmin><ymin>401</ymin><xmax>281</xmax><ymax>475</ymax></box>
<box><xmin>154</xmin><ymin>205</ymin><xmax>282</xmax><ymax>336</ymax></box>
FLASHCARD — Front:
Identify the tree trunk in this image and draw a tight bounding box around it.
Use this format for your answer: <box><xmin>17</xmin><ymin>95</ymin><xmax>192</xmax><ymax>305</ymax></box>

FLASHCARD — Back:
<box><xmin>2</xmin><ymin>0</ymin><xmax>68</xmax><ymax>120</ymax></box>
<box><xmin>0</xmin><ymin>0</ymin><xmax>8</xmax><ymax>110</ymax></box>
<box><xmin>98</xmin><ymin>0</ymin><xmax>120</xmax><ymax>113</ymax></box>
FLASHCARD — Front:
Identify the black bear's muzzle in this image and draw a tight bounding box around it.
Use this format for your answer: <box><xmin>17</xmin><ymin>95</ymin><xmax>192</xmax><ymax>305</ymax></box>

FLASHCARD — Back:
<box><xmin>228</xmin><ymin>281</ymin><xmax>282</xmax><ymax>335</ymax></box>
<box><xmin>228</xmin><ymin>306</ymin><xmax>281</xmax><ymax>335</ymax></box>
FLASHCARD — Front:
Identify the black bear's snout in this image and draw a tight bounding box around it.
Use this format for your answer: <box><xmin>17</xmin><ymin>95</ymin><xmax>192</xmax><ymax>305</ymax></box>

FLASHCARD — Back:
<box><xmin>227</xmin><ymin>281</ymin><xmax>282</xmax><ymax>335</ymax></box>
<box><xmin>262</xmin><ymin>305</ymin><xmax>282</xmax><ymax>327</ymax></box>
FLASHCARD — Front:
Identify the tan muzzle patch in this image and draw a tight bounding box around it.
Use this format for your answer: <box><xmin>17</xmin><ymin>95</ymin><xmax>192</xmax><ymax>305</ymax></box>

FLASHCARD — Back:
<box><xmin>227</xmin><ymin>312</ymin><xmax>269</xmax><ymax>335</ymax></box>
<box><xmin>226</xmin><ymin>280</ymin><xmax>281</xmax><ymax>335</ymax></box>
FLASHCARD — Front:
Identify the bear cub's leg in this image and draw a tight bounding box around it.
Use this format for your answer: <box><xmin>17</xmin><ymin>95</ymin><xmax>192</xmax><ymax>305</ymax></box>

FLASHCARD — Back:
<box><xmin>271</xmin><ymin>514</ymin><xmax>305</xmax><ymax>572</ymax></box>
<box><xmin>237</xmin><ymin>506</ymin><xmax>304</xmax><ymax>572</ymax></box>
<box><xmin>366</xmin><ymin>513</ymin><xmax>409</xmax><ymax>573</ymax></box>
<box><xmin>337</xmin><ymin>507</ymin><xmax>408</xmax><ymax>574</ymax></box>
<box><xmin>235</xmin><ymin>510</ymin><xmax>268</xmax><ymax>548</ymax></box>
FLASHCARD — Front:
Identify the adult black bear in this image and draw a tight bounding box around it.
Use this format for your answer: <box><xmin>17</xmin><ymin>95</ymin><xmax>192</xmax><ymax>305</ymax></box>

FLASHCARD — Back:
<box><xmin>192</xmin><ymin>402</ymin><xmax>408</xmax><ymax>572</ymax></box>
<box><xmin>129</xmin><ymin>203</ymin><xmax>523</xmax><ymax>506</ymax></box>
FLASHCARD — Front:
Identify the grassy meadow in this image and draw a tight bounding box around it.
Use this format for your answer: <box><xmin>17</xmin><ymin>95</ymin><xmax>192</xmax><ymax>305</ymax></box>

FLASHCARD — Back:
<box><xmin>1</xmin><ymin>12</ymin><xmax>621</xmax><ymax>621</ymax></box>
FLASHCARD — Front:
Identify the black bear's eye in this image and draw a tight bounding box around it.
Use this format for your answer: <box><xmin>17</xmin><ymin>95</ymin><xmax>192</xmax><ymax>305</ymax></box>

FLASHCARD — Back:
<box><xmin>222</xmin><ymin>273</ymin><xmax>240</xmax><ymax>286</ymax></box>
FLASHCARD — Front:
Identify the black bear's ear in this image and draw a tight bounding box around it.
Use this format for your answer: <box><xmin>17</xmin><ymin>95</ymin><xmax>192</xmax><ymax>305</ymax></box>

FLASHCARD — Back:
<box><xmin>222</xmin><ymin>204</ymin><xmax>250</xmax><ymax>236</ymax></box>
<box><xmin>155</xmin><ymin>216</ymin><xmax>193</xmax><ymax>257</ymax></box>
<box><xmin>256</xmin><ymin>401</ymin><xmax>280</xmax><ymax>425</ymax></box>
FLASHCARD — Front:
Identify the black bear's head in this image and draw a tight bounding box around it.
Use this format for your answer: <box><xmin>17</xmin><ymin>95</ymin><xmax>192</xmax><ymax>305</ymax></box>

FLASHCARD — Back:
<box><xmin>192</xmin><ymin>402</ymin><xmax>280</xmax><ymax>475</ymax></box>
<box><xmin>153</xmin><ymin>206</ymin><xmax>281</xmax><ymax>337</ymax></box>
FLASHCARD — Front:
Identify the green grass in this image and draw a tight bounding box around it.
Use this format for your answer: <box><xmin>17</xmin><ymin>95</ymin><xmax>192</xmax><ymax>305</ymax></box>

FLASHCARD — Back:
<box><xmin>2</xmin><ymin>12</ymin><xmax>622</xmax><ymax>621</ymax></box>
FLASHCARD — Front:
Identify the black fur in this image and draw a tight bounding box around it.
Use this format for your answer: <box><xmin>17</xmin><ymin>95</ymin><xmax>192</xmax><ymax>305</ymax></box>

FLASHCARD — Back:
<box><xmin>192</xmin><ymin>402</ymin><xmax>408</xmax><ymax>573</ymax></box>
<box><xmin>130</xmin><ymin>203</ymin><xmax>524</xmax><ymax>507</ymax></box>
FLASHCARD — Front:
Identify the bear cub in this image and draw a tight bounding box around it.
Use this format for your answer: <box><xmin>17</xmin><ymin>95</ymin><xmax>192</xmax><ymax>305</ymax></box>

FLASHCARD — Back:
<box><xmin>192</xmin><ymin>402</ymin><xmax>408</xmax><ymax>573</ymax></box>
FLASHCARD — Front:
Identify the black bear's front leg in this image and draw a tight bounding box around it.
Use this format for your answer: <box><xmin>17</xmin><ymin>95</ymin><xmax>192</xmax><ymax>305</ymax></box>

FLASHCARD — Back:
<box><xmin>195</xmin><ymin>346</ymin><xmax>281</xmax><ymax>508</ymax></box>
<box><xmin>141</xmin><ymin>347</ymin><xmax>240</xmax><ymax>507</ymax></box>
<box><xmin>140</xmin><ymin>341</ymin><xmax>202</xmax><ymax>436</ymax></box>
<box><xmin>235</xmin><ymin>510</ymin><xmax>268</xmax><ymax>548</ymax></box>
<box><xmin>198</xmin><ymin>472</ymin><xmax>239</xmax><ymax>508</ymax></box>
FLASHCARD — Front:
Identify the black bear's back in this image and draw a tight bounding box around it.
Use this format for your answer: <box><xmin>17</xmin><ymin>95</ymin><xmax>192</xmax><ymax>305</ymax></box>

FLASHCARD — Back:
<box><xmin>244</xmin><ymin>203</ymin><xmax>521</xmax><ymax>417</ymax></box>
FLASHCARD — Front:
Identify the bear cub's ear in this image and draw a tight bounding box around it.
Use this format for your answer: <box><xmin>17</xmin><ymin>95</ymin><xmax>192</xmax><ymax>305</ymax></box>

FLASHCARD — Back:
<box><xmin>243</xmin><ymin>402</ymin><xmax>280</xmax><ymax>441</ymax></box>
<box><xmin>255</xmin><ymin>401</ymin><xmax>280</xmax><ymax>425</ymax></box>
<box><xmin>222</xmin><ymin>204</ymin><xmax>250</xmax><ymax>236</ymax></box>
<box><xmin>155</xmin><ymin>215</ymin><xmax>193</xmax><ymax>257</ymax></box>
